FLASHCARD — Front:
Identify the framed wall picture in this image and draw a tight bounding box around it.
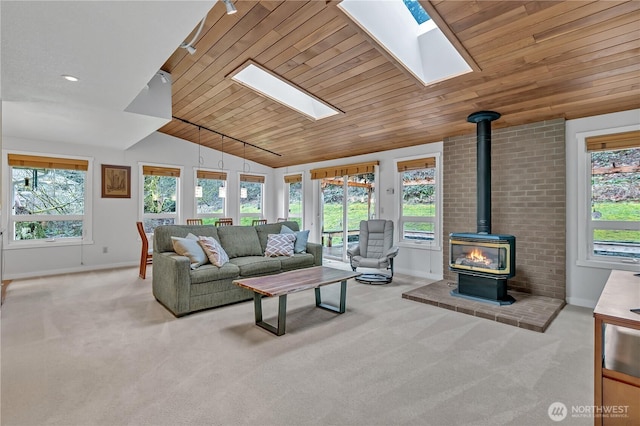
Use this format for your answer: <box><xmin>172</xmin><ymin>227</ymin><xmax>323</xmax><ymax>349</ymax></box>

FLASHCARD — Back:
<box><xmin>101</xmin><ymin>164</ymin><xmax>131</xmax><ymax>198</ymax></box>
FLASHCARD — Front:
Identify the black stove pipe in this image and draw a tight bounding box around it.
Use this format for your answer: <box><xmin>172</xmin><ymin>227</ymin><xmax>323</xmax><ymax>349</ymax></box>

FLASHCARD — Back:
<box><xmin>467</xmin><ymin>111</ymin><xmax>501</xmax><ymax>234</ymax></box>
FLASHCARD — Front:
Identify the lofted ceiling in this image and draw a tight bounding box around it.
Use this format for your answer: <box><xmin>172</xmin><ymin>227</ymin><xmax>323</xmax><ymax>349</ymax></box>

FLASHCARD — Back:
<box><xmin>1</xmin><ymin>0</ymin><xmax>216</xmax><ymax>149</ymax></box>
<box><xmin>159</xmin><ymin>0</ymin><xmax>640</xmax><ymax>168</ymax></box>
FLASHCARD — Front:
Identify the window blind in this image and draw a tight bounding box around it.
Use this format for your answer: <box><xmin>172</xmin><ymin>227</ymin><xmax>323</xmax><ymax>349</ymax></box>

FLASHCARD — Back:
<box><xmin>585</xmin><ymin>130</ymin><xmax>640</xmax><ymax>152</ymax></box>
<box><xmin>240</xmin><ymin>174</ymin><xmax>265</xmax><ymax>183</ymax></box>
<box><xmin>8</xmin><ymin>154</ymin><xmax>89</xmax><ymax>171</ymax></box>
<box><xmin>197</xmin><ymin>170</ymin><xmax>227</xmax><ymax>180</ymax></box>
<box><xmin>284</xmin><ymin>174</ymin><xmax>302</xmax><ymax>183</ymax></box>
<box><xmin>142</xmin><ymin>165</ymin><xmax>181</xmax><ymax>177</ymax></box>
<box><xmin>396</xmin><ymin>157</ymin><xmax>436</xmax><ymax>172</ymax></box>
<box><xmin>310</xmin><ymin>161</ymin><xmax>378</xmax><ymax>180</ymax></box>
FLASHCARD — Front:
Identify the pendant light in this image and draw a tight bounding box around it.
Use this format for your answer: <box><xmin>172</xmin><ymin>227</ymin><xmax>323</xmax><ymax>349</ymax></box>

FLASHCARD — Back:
<box><xmin>218</xmin><ymin>135</ymin><xmax>226</xmax><ymax>198</ymax></box>
<box><xmin>242</xmin><ymin>142</ymin><xmax>250</xmax><ymax>173</ymax></box>
<box><xmin>195</xmin><ymin>127</ymin><xmax>203</xmax><ymax>198</ymax></box>
<box><xmin>240</xmin><ymin>143</ymin><xmax>248</xmax><ymax>198</ymax></box>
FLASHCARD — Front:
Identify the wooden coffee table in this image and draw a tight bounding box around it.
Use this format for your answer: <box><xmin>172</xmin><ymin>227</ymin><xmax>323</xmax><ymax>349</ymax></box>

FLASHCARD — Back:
<box><xmin>233</xmin><ymin>266</ymin><xmax>360</xmax><ymax>336</ymax></box>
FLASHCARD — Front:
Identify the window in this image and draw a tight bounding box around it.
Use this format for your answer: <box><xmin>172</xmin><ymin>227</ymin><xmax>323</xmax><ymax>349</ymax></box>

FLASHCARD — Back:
<box><xmin>284</xmin><ymin>174</ymin><xmax>303</xmax><ymax>228</ymax></box>
<box><xmin>239</xmin><ymin>174</ymin><xmax>264</xmax><ymax>226</ymax></box>
<box><xmin>141</xmin><ymin>165</ymin><xmax>180</xmax><ymax>232</ymax></box>
<box><xmin>8</xmin><ymin>153</ymin><xmax>91</xmax><ymax>244</ymax></box>
<box><xmin>338</xmin><ymin>0</ymin><xmax>474</xmax><ymax>86</ymax></box>
<box><xmin>229</xmin><ymin>61</ymin><xmax>340</xmax><ymax>121</ymax></box>
<box><xmin>402</xmin><ymin>0</ymin><xmax>430</xmax><ymax>25</ymax></box>
<box><xmin>195</xmin><ymin>169</ymin><xmax>227</xmax><ymax>225</ymax></box>
<box><xmin>585</xmin><ymin>130</ymin><xmax>639</xmax><ymax>263</ymax></box>
<box><xmin>397</xmin><ymin>156</ymin><xmax>439</xmax><ymax>247</ymax></box>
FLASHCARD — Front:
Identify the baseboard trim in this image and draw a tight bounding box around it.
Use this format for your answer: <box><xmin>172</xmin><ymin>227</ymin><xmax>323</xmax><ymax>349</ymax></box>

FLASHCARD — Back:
<box><xmin>395</xmin><ymin>267</ymin><xmax>442</xmax><ymax>282</ymax></box>
<box><xmin>1</xmin><ymin>280</ymin><xmax>13</xmax><ymax>305</ymax></box>
<box><xmin>2</xmin><ymin>262</ymin><xmax>138</xmax><ymax>281</ymax></box>
<box><xmin>566</xmin><ymin>296</ymin><xmax>597</xmax><ymax>309</ymax></box>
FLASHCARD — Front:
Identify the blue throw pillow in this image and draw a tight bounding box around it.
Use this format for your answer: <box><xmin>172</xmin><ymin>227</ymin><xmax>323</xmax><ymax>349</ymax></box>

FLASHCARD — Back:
<box><xmin>280</xmin><ymin>225</ymin><xmax>295</xmax><ymax>236</ymax></box>
<box><xmin>293</xmin><ymin>230</ymin><xmax>310</xmax><ymax>254</ymax></box>
<box><xmin>281</xmin><ymin>225</ymin><xmax>310</xmax><ymax>254</ymax></box>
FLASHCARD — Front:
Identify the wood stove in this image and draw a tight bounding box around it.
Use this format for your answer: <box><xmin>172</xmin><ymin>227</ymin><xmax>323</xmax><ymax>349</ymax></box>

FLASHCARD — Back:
<box><xmin>449</xmin><ymin>233</ymin><xmax>515</xmax><ymax>304</ymax></box>
<box><xmin>449</xmin><ymin>111</ymin><xmax>516</xmax><ymax>305</ymax></box>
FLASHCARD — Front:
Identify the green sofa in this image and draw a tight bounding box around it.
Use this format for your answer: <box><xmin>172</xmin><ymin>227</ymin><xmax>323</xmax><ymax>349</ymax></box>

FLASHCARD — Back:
<box><xmin>152</xmin><ymin>221</ymin><xmax>322</xmax><ymax>317</ymax></box>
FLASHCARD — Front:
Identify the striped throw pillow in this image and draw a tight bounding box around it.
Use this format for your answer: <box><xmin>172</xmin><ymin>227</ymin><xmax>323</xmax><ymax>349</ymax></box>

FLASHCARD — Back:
<box><xmin>198</xmin><ymin>236</ymin><xmax>229</xmax><ymax>267</ymax></box>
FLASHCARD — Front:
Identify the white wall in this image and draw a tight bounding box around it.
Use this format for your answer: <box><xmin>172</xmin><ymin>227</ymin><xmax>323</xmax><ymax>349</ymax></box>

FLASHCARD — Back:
<box><xmin>274</xmin><ymin>142</ymin><xmax>444</xmax><ymax>281</ymax></box>
<box><xmin>2</xmin><ymin>131</ymin><xmax>273</xmax><ymax>279</ymax></box>
<box><xmin>565</xmin><ymin>108</ymin><xmax>640</xmax><ymax>308</ymax></box>
<box><xmin>5</xmin><ymin>107</ymin><xmax>637</xmax><ymax>288</ymax></box>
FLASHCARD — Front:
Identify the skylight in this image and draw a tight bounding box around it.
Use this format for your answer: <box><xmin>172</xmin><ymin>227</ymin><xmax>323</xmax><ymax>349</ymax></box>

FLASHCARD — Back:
<box><xmin>403</xmin><ymin>0</ymin><xmax>430</xmax><ymax>25</ymax></box>
<box><xmin>228</xmin><ymin>61</ymin><xmax>341</xmax><ymax>121</ymax></box>
<box><xmin>338</xmin><ymin>0</ymin><xmax>473</xmax><ymax>86</ymax></box>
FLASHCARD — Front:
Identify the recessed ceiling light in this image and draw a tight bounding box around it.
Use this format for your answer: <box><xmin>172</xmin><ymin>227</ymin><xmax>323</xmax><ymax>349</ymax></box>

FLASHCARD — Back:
<box><xmin>62</xmin><ymin>75</ymin><xmax>79</xmax><ymax>82</ymax></box>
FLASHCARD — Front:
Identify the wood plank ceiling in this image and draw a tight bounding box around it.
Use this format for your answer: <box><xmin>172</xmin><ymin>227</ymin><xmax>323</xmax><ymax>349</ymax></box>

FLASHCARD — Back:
<box><xmin>159</xmin><ymin>0</ymin><xmax>640</xmax><ymax>168</ymax></box>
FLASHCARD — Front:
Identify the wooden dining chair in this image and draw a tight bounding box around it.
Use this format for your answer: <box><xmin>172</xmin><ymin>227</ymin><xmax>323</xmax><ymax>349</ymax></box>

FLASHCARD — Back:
<box><xmin>252</xmin><ymin>219</ymin><xmax>268</xmax><ymax>225</ymax></box>
<box><xmin>136</xmin><ymin>222</ymin><xmax>153</xmax><ymax>279</ymax></box>
<box><xmin>186</xmin><ymin>218</ymin><xmax>203</xmax><ymax>225</ymax></box>
<box><xmin>215</xmin><ymin>218</ymin><xmax>233</xmax><ymax>227</ymax></box>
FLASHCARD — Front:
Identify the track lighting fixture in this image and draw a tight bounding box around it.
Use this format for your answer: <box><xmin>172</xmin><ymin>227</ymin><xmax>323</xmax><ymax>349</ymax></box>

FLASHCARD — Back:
<box><xmin>157</xmin><ymin>71</ymin><xmax>168</xmax><ymax>84</ymax></box>
<box><xmin>178</xmin><ymin>1</ymin><xmax>233</xmax><ymax>56</ymax></box>
<box><xmin>223</xmin><ymin>0</ymin><xmax>237</xmax><ymax>15</ymax></box>
<box><xmin>179</xmin><ymin>15</ymin><xmax>207</xmax><ymax>55</ymax></box>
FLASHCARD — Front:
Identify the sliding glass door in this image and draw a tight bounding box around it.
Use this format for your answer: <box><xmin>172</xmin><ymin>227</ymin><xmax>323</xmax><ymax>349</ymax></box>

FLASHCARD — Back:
<box><xmin>321</xmin><ymin>178</ymin><xmax>344</xmax><ymax>259</ymax></box>
<box><xmin>321</xmin><ymin>172</ymin><xmax>376</xmax><ymax>261</ymax></box>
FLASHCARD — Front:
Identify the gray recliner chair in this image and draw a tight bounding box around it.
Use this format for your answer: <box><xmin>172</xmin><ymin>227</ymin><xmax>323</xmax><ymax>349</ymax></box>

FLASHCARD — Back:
<box><xmin>347</xmin><ymin>220</ymin><xmax>399</xmax><ymax>284</ymax></box>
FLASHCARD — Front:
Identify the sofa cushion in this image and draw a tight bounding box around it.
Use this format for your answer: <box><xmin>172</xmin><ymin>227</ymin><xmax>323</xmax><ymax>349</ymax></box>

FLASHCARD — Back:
<box><xmin>189</xmin><ymin>262</ymin><xmax>240</xmax><ymax>284</ymax></box>
<box><xmin>190</xmin><ymin>278</ymin><xmax>249</xmax><ymax>298</ymax></box>
<box><xmin>264</xmin><ymin>233</ymin><xmax>296</xmax><ymax>257</ymax></box>
<box><xmin>155</xmin><ymin>225</ymin><xmax>218</xmax><ymax>253</ymax></box>
<box><xmin>217</xmin><ymin>226</ymin><xmax>263</xmax><ymax>258</ymax></box>
<box><xmin>171</xmin><ymin>233</ymin><xmax>209</xmax><ymax>269</ymax></box>
<box><xmin>280</xmin><ymin>225</ymin><xmax>310</xmax><ymax>254</ymax></box>
<box><xmin>198</xmin><ymin>236</ymin><xmax>230</xmax><ymax>267</ymax></box>
<box><xmin>230</xmin><ymin>256</ymin><xmax>282</xmax><ymax>277</ymax></box>
<box><xmin>279</xmin><ymin>253</ymin><xmax>316</xmax><ymax>271</ymax></box>
<box><xmin>256</xmin><ymin>221</ymin><xmax>300</xmax><ymax>252</ymax></box>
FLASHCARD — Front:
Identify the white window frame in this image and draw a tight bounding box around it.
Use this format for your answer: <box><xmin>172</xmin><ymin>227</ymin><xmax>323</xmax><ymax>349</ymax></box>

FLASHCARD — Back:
<box><xmin>396</xmin><ymin>153</ymin><xmax>442</xmax><ymax>250</ymax></box>
<box><xmin>4</xmin><ymin>151</ymin><xmax>94</xmax><ymax>248</ymax></box>
<box><xmin>576</xmin><ymin>125</ymin><xmax>640</xmax><ymax>271</ymax></box>
<box><xmin>239</xmin><ymin>172</ymin><xmax>266</xmax><ymax>225</ymax></box>
<box><xmin>284</xmin><ymin>174</ymin><xmax>304</xmax><ymax>227</ymax></box>
<box><xmin>315</xmin><ymin>164</ymin><xmax>379</xmax><ymax>263</ymax></box>
<box><xmin>139</xmin><ymin>162</ymin><xmax>182</xmax><ymax>230</ymax></box>
<box><xmin>193</xmin><ymin>168</ymin><xmax>227</xmax><ymax>222</ymax></box>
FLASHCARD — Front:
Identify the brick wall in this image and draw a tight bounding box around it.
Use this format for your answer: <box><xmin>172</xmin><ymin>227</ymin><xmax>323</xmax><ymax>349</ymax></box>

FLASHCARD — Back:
<box><xmin>443</xmin><ymin>118</ymin><xmax>566</xmax><ymax>300</ymax></box>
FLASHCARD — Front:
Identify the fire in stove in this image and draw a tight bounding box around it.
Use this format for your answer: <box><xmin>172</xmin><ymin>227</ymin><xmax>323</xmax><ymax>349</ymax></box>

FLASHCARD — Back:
<box><xmin>459</xmin><ymin>248</ymin><xmax>494</xmax><ymax>267</ymax></box>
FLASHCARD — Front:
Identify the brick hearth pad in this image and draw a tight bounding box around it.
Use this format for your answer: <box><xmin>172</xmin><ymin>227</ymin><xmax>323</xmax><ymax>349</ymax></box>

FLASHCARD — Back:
<box><xmin>402</xmin><ymin>280</ymin><xmax>566</xmax><ymax>332</ymax></box>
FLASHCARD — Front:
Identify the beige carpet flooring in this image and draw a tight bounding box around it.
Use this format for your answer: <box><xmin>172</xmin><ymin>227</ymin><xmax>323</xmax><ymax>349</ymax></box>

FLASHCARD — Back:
<box><xmin>1</xmin><ymin>265</ymin><xmax>594</xmax><ymax>426</ymax></box>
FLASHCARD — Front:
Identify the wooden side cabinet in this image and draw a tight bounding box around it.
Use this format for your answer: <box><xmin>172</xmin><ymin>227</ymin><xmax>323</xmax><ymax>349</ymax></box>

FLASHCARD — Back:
<box><xmin>594</xmin><ymin>270</ymin><xmax>640</xmax><ymax>426</ymax></box>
